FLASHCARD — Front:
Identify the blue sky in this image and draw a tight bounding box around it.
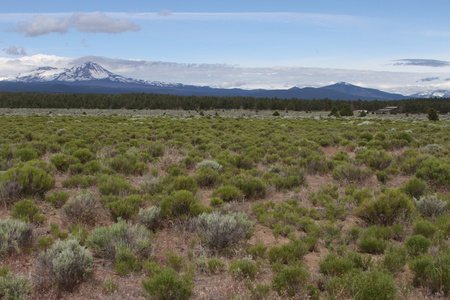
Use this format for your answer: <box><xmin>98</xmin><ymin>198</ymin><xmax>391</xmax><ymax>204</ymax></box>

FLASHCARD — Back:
<box><xmin>1</xmin><ymin>0</ymin><xmax>450</xmax><ymax>94</ymax></box>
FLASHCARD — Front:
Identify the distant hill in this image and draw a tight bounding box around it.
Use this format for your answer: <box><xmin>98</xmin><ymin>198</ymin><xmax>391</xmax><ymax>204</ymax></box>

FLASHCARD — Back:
<box><xmin>0</xmin><ymin>62</ymin><xmax>421</xmax><ymax>101</ymax></box>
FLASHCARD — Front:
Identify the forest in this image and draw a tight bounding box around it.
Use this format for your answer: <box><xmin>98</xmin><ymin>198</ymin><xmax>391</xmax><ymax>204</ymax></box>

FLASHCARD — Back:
<box><xmin>0</xmin><ymin>92</ymin><xmax>449</xmax><ymax>113</ymax></box>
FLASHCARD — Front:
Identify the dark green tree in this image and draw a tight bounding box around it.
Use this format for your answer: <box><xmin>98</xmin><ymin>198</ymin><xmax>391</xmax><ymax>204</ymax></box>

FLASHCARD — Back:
<box><xmin>428</xmin><ymin>108</ymin><xmax>439</xmax><ymax>121</ymax></box>
<box><xmin>339</xmin><ymin>103</ymin><xmax>354</xmax><ymax>116</ymax></box>
<box><xmin>329</xmin><ymin>105</ymin><xmax>340</xmax><ymax>117</ymax></box>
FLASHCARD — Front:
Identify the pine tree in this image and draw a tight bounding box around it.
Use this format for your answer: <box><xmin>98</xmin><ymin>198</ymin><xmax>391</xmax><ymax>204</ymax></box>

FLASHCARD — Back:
<box><xmin>428</xmin><ymin>108</ymin><xmax>439</xmax><ymax>121</ymax></box>
<box><xmin>329</xmin><ymin>105</ymin><xmax>340</xmax><ymax>117</ymax></box>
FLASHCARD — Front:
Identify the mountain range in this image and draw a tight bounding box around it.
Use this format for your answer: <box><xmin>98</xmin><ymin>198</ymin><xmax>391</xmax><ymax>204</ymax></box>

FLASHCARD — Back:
<box><xmin>0</xmin><ymin>62</ymin><xmax>447</xmax><ymax>100</ymax></box>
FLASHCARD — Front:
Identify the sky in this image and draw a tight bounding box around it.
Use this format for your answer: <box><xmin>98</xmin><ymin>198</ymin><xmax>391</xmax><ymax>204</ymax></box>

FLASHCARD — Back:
<box><xmin>1</xmin><ymin>0</ymin><xmax>450</xmax><ymax>94</ymax></box>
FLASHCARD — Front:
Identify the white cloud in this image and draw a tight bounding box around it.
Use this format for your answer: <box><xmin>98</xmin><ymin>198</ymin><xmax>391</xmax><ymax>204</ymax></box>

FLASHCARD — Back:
<box><xmin>9</xmin><ymin>12</ymin><xmax>140</xmax><ymax>37</ymax></box>
<box><xmin>3</xmin><ymin>45</ymin><xmax>27</xmax><ymax>56</ymax></box>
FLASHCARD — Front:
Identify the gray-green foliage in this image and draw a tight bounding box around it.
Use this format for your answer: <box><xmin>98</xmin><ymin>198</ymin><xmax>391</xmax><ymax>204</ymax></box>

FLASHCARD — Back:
<box><xmin>86</xmin><ymin>219</ymin><xmax>151</xmax><ymax>260</ymax></box>
<box><xmin>0</xmin><ymin>218</ymin><xmax>33</xmax><ymax>255</ymax></box>
<box><xmin>0</xmin><ymin>164</ymin><xmax>54</xmax><ymax>196</ymax></box>
<box><xmin>195</xmin><ymin>159</ymin><xmax>223</xmax><ymax>171</ymax></box>
<box><xmin>138</xmin><ymin>206</ymin><xmax>161</xmax><ymax>231</ymax></box>
<box><xmin>0</xmin><ymin>268</ymin><xmax>32</xmax><ymax>300</ymax></box>
<box><xmin>196</xmin><ymin>212</ymin><xmax>254</xmax><ymax>251</ymax></box>
<box><xmin>413</xmin><ymin>194</ymin><xmax>447</xmax><ymax>217</ymax></box>
<box><xmin>35</xmin><ymin>239</ymin><xmax>93</xmax><ymax>290</ymax></box>
<box><xmin>62</xmin><ymin>191</ymin><xmax>97</xmax><ymax>224</ymax></box>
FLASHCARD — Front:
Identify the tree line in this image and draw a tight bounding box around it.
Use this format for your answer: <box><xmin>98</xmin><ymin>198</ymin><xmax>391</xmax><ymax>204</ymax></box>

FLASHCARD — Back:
<box><xmin>0</xmin><ymin>92</ymin><xmax>448</xmax><ymax>113</ymax></box>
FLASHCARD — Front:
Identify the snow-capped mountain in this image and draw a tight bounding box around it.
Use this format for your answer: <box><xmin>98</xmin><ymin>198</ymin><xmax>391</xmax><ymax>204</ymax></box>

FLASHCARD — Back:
<box><xmin>2</xmin><ymin>61</ymin><xmax>176</xmax><ymax>86</ymax></box>
<box><xmin>410</xmin><ymin>90</ymin><xmax>450</xmax><ymax>98</ymax></box>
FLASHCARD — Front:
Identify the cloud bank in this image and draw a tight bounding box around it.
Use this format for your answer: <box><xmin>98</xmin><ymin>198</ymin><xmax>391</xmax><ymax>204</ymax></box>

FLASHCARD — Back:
<box><xmin>11</xmin><ymin>12</ymin><xmax>140</xmax><ymax>37</ymax></box>
<box><xmin>394</xmin><ymin>59</ymin><xmax>450</xmax><ymax>68</ymax></box>
<box><xmin>3</xmin><ymin>46</ymin><xmax>27</xmax><ymax>56</ymax></box>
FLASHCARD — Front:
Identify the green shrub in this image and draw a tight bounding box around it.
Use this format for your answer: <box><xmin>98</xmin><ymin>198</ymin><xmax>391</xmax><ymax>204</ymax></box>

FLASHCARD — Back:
<box><xmin>0</xmin><ymin>164</ymin><xmax>54</xmax><ymax>197</ymax></box>
<box><xmin>61</xmin><ymin>174</ymin><xmax>95</xmax><ymax>188</ymax></box>
<box><xmin>114</xmin><ymin>245</ymin><xmax>139</xmax><ymax>276</ymax></box>
<box><xmin>195</xmin><ymin>168</ymin><xmax>220</xmax><ymax>187</ymax></box>
<box><xmin>268</xmin><ymin>240</ymin><xmax>309</xmax><ymax>264</ymax></box>
<box><xmin>196</xmin><ymin>212</ymin><xmax>254</xmax><ymax>251</ymax></box>
<box><xmin>409</xmin><ymin>251</ymin><xmax>450</xmax><ymax>295</ymax></box>
<box><xmin>138</xmin><ymin>206</ymin><xmax>161</xmax><ymax>231</ymax></box>
<box><xmin>11</xmin><ymin>199</ymin><xmax>45</xmax><ymax>223</ymax></box>
<box><xmin>209</xmin><ymin>197</ymin><xmax>224</xmax><ymax>207</ymax></box>
<box><xmin>160</xmin><ymin>190</ymin><xmax>205</xmax><ymax>218</ymax></box>
<box><xmin>14</xmin><ymin>148</ymin><xmax>38</xmax><ymax>162</ymax></box>
<box><xmin>72</xmin><ymin>148</ymin><xmax>94</xmax><ymax>164</ymax></box>
<box><xmin>358</xmin><ymin>237</ymin><xmax>388</xmax><ymax>254</ymax></box>
<box><xmin>382</xmin><ymin>245</ymin><xmax>407</xmax><ymax>274</ymax></box>
<box><xmin>356</xmin><ymin>189</ymin><xmax>415</xmax><ymax>226</ymax></box>
<box><xmin>0</xmin><ymin>218</ymin><xmax>33</xmax><ymax>255</ymax></box>
<box><xmin>108</xmin><ymin>153</ymin><xmax>148</xmax><ymax>175</ymax></box>
<box><xmin>402</xmin><ymin>177</ymin><xmax>427</xmax><ymax>198</ymax></box>
<box><xmin>405</xmin><ymin>235</ymin><xmax>431</xmax><ymax>257</ymax></box>
<box><xmin>0</xmin><ymin>268</ymin><xmax>32</xmax><ymax>300</ymax></box>
<box><xmin>272</xmin><ymin>265</ymin><xmax>310</xmax><ymax>297</ymax></box>
<box><xmin>106</xmin><ymin>194</ymin><xmax>143</xmax><ymax>220</ymax></box>
<box><xmin>229</xmin><ymin>257</ymin><xmax>259</xmax><ymax>280</ymax></box>
<box><xmin>332</xmin><ymin>163</ymin><xmax>371</xmax><ymax>183</ymax></box>
<box><xmin>356</xmin><ymin>149</ymin><xmax>393</xmax><ymax>170</ymax></box>
<box><xmin>86</xmin><ymin>219</ymin><xmax>151</xmax><ymax>260</ymax></box>
<box><xmin>413</xmin><ymin>220</ymin><xmax>438</xmax><ymax>238</ymax></box>
<box><xmin>35</xmin><ymin>239</ymin><xmax>93</xmax><ymax>290</ymax></box>
<box><xmin>68</xmin><ymin>223</ymin><xmax>89</xmax><ymax>245</ymax></box>
<box><xmin>206</xmin><ymin>258</ymin><xmax>226</xmax><ymax>274</ymax></box>
<box><xmin>319</xmin><ymin>253</ymin><xmax>354</xmax><ymax>276</ymax></box>
<box><xmin>351</xmin><ymin>270</ymin><xmax>397</xmax><ymax>300</ymax></box>
<box><xmin>98</xmin><ymin>174</ymin><xmax>132</xmax><ymax>196</ymax></box>
<box><xmin>45</xmin><ymin>191</ymin><xmax>69</xmax><ymax>208</ymax></box>
<box><xmin>50</xmin><ymin>153</ymin><xmax>78</xmax><ymax>171</ymax></box>
<box><xmin>63</xmin><ymin>191</ymin><xmax>98</xmax><ymax>225</ymax></box>
<box><xmin>234</xmin><ymin>176</ymin><xmax>266</xmax><ymax>199</ymax></box>
<box><xmin>211</xmin><ymin>185</ymin><xmax>244</xmax><ymax>202</ymax></box>
<box><xmin>416</xmin><ymin>157</ymin><xmax>450</xmax><ymax>186</ymax></box>
<box><xmin>142</xmin><ymin>267</ymin><xmax>192</xmax><ymax>300</ymax></box>
<box><xmin>38</xmin><ymin>236</ymin><xmax>55</xmax><ymax>249</ymax></box>
<box><xmin>170</xmin><ymin>175</ymin><xmax>198</xmax><ymax>193</ymax></box>
<box><xmin>414</xmin><ymin>194</ymin><xmax>447</xmax><ymax>217</ymax></box>
<box><xmin>375</xmin><ymin>170</ymin><xmax>391</xmax><ymax>183</ymax></box>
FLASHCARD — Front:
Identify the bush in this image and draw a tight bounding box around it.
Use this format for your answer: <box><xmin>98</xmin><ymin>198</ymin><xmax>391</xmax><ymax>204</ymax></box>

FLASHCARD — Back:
<box><xmin>211</xmin><ymin>185</ymin><xmax>244</xmax><ymax>202</ymax></box>
<box><xmin>98</xmin><ymin>174</ymin><xmax>132</xmax><ymax>196</ymax></box>
<box><xmin>268</xmin><ymin>240</ymin><xmax>309</xmax><ymax>264</ymax></box>
<box><xmin>402</xmin><ymin>177</ymin><xmax>427</xmax><ymax>198</ymax></box>
<box><xmin>0</xmin><ymin>219</ymin><xmax>33</xmax><ymax>255</ymax></box>
<box><xmin>0</xmin><ymin>180</ymin><xmax>22</xmax><ymax>206</ymax></box>
<box><xmin>195</xmin><ymin>159</ymin><xmax>223</xmax><ymax>171</ymax></box>
<box><xmin>413</xmin><ymin>220</ymin><xmax>438</xmax><ymax>238</ymax></box>
<box><xmin>86</xmin><ymin>219</ymin><xmax>151</xmax><ymax>260</ymax></box>
<box><xmin>195</xmin><ymin>168</ymin><xmax>220</xmax><ymax>187</ymax></box>
<box><xmin>108</xmin><ymin>154</ymin><xmax>148</xmax><ymax>175</ymax></box>
<box><xmin>234</xmin><ymin>176</ymin><xmax>266</xmax><ymax>199</ymax></box>
<box><xmin>142</xmin><ymin>267</ymin><xmax>192</xmax><ymax>300</ymax></box>
<box><xmin>0</xmin><ymin>164</ymin><xmax>54</xmax><ymax>197</ymax></box>
<box><xmin>138</xmin><ymin>206</ymin><xmax>161</xmax><ymax>231</ymax></box>
<box><xmin>0</xmin><ymin>268</ymin><xmax>32</xmax><ymax>300</ymax></box>
<box><xmin>319</xmin><ymin>253</ymin><xmax>354</xmax><ymax>276</ymax></box>
<box><xmin>355</xmin><ymin>189</ymin><xmax>415</xmax><ymax>226</ymax></box>
<box><xmin>170</xmin><ymin>175</ymin><xmax>198</xmax><ymax>194</ymax></box>
<box><xmin>358</xmin><ymin>237</ymin><xmax>388</xmax><ymax>254</ymax></box>
<box><xmin>405</xmin><ymin>235</ymin><xmax>431</xmax><ymax>257</ymax></box>
<box><xmin>45</xmin><ymin>191</ymin><xmax>69</xmax><ymax>208</ymax></box>
<box><xmin>50</xmin><ymin>153</ymin><xmax>78</xmax><ymax>171</ymax></box>
<box><xmin>35</xmin><ymin>239</ymin><xmax>93</xmax><ymax>290</ymax></box>
<box><xmin>414</xmin><ymin>194</ymin><xmax>447</xmax><ymax>217</ymax></box>
<box><xmin>428</xmin><ymin>107</ymin><xmax>439</xmax><ymax>121</ymax></box>
<box><xmin>11</xmin><ymin>199</ymin><xmax>45</xmax><ymax>223</ymax></box>
<box><xmin>114</xmin><ymin>245</ymin><xmax>139</xmax><ymax>276</ymax></box>
<box><xmin>382</xmin><ymin>245</ymin><xmax>407</xmax><ymax>274</ymax></box>
<box><xmin>106</xmin><ymin>194</ymin><xmax>143</xmax><ymax>221</ymax></box>
<box><xmin>72</xmin><ymin>148</ymin><xmax>94</xmax><ymax>164</ymax></box>
<box><xmin>272</xmin><ymin>265</ymin><xmax>310</xmax><ymax>297</ymax></box>
<box><xmin>63</xmin><ymin>191</ymin><xmax>98</xmax><ymax>225</ymax></box>
<box><xmin>416</xmin><ymin>157</ymin><xmax>450</xmax><ymax>186</ymax></box>
<box><xmin>356</xmin><ymin>149</ymin><xmax>393</xmax><ymax>170</ymax></box>
<box><xmin>229</xmin><ymin>257</ymin><xmax>259</xmax><ymax>280</ymax></box>
<box><xmin>160</xmin><ymin>190</ymin><xmax>205</xmax><ymax>218</ymax></box>
<box><xmin>14</xmin><ymin>148</ymin><xmax>38</xmax><ymax>162</ymax></box>
<box><xmin>196</xmin><ymin>212</ymin><xmax>254</xmax><ymax>251</ymax></box>
<box><xmin>61</xmin><ymin>174</ymin><xmax>95</xmax><ymax>188</ymax></box>
<box><xmin>332</xmin><ymin>163</ymin><xmax>371</xmax><ymax>183</ymax></box>
<box><xmin>409</xmin><ymin>251</ymin><xmax>450</xmax><ymax>295</ymax></box>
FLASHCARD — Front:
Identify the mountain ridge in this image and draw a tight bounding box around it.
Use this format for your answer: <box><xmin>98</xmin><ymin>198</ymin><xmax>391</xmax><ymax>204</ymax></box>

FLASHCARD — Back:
<box><xmin>0</xmin><ymin>62</ymin><xmax>446</xmax><ymax>100</ymax></box>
